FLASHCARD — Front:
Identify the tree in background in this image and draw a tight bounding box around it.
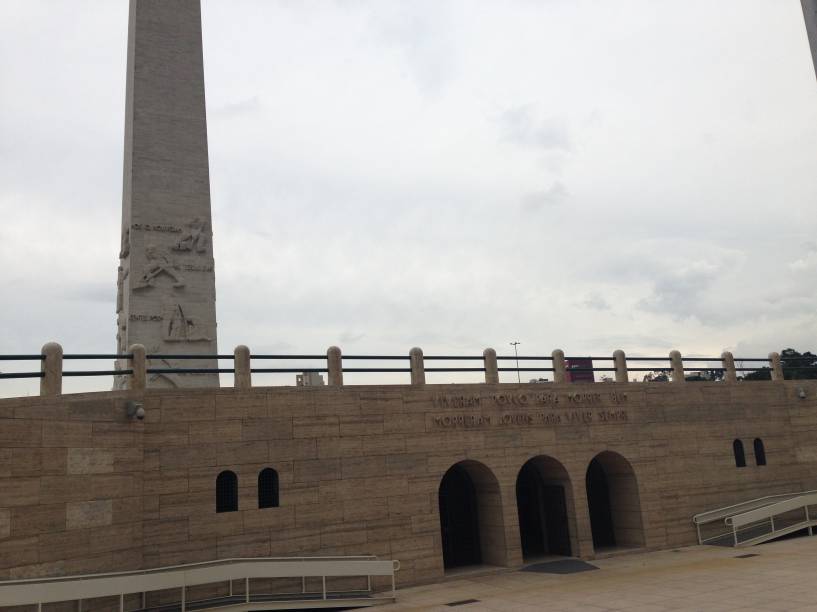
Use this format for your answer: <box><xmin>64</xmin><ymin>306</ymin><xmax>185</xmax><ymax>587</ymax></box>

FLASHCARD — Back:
<box><xmin>741</xmin><ymin>348</ymin><xmax>816</xmax><ymax>380</ymax></box>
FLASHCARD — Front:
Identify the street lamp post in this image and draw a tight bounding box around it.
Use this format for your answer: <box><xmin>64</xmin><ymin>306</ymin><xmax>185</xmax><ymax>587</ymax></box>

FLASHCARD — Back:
<box><xmin>510</xmin><ymin>341</ymin><xmax>521</xmax><ymax>384</ymax></box>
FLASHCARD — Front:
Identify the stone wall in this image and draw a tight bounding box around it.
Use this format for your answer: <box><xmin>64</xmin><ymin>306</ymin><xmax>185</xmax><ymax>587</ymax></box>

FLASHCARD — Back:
<box><xmin>0</xmin><ymin>379</ymin><xmax>815</xmax><ymax>587</ymax></box>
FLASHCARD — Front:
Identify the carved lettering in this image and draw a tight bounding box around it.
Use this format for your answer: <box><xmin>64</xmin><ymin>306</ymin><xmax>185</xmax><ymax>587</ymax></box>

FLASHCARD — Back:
<box><xmin>181</xmin><ymin>264</ymin><xmax>214</xmax><ymax>272</ymax></box>
<box><xmin>430</xmin><ymin>409</ymin><xmax>628</xmax><ymax>429</ymax></box>
<box><xmin>131</xmin><ymin>223</ymin><xmax>182</xmax><ymax>233</ymax></box>
<box><xmin>128</xmin><ymin>314</ymin><xmax>163</xmax><ymax>322</ymax></box>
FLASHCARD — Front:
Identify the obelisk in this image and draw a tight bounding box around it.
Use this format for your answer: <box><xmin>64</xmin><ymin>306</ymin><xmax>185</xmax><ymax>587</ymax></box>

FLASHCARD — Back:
<box><xmin>803</xmin><ymin>0</ymin><xmax>817</xmax><ymax>80</ymax></box>
<box><xmin>115</xmin><ymin>0</ymin><xmax>219</xmax><ymax>388</ymax></box>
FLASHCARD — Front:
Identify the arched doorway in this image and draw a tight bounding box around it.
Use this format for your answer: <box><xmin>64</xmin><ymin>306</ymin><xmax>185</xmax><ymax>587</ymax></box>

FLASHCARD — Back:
<box><xmin>438</xmin><ymin>461</ymin><xmax>506</xmax><ymax>570</ymax></box>
<box><xmin>515</xmin><ymin>456</ymin><xmax>573</xmax><ymax>559</ymax></box>
<box><xmin>585</xmin><ymin>451</ymin><xmax>644</xmax><ymax>552</ymax></box>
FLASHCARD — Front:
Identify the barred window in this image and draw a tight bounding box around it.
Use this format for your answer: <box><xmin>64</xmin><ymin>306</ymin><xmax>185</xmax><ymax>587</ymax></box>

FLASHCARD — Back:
<box><xmin>753</xmin><ymin>438</ymin><xmax>767</xmax><ymax>466</ymax></box>
<box><xmin>216</xmin><ymin>470</ymin><xmax>238</xmax><ymax>513</ymax></box>
<box><xmin>258</xmin><ymin>468</ymin><xmax>280</xmax><ymax>509</ymax></box>
<box><xmin>733</xmin><ymin>439</ymin><xmax>746</xmax><ymax>468</ymax></box>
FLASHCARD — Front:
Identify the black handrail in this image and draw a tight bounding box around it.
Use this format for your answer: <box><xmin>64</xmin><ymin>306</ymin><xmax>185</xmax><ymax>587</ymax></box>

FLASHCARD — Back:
<box><xmin>2</xmin><ymin>351</ymin><xmax>815</xmax><ymax>384</ymax></box>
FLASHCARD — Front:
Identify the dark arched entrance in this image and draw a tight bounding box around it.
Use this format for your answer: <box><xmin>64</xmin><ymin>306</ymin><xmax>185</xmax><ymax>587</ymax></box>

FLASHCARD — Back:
<box><xmin>515</xmin><ymin>457</ymin><xmax>572</xmax><ymax>559</ymax></box>
<box><xmin>585</xmin><ymin>451</ymin><xmax>644</xmax><ymax>552</ymax></box>
<box><xmin>438</xmin><ymin>460</ymin><xmax>506</xmax><ymax>570</ymax></box>
<box><xmin>586</xmin><ymin>457</ymin><xmax>615</xmax><ymax>548</ymax></box>
<box><xmin>439</xmin><ymin>464</ymin><xmax>481</xmax><ymax>568</ymax></box>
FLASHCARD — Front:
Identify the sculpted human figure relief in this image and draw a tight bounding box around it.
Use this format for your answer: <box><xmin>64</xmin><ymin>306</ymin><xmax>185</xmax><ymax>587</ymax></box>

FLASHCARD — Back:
<box><xmin>174</xmin><ymin>218</ymin><xmax>209</xmax><ymax>253</ymax></box>
<box><xmin>119</xmin><ymin>228</ymin><xmax>131</xmax><ymax>259</ymax></box>
<box><xmin>134</xmin><ymin>245</ymin><xmax>185</xmax><ymax>290</ymax></box>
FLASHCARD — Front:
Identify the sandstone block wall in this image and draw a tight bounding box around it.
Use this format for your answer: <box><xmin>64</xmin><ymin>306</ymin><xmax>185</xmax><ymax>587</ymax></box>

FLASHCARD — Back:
<box><xmin>0</xmin><ymin>380</ymin><xmax>814</xmax><ymax>588</ymax></box>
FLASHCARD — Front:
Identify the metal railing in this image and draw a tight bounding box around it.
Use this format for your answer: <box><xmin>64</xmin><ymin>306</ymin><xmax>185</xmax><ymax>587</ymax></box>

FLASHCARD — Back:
<box><xmin>693</xmin><ymin>490</ymin><xmax>817</xmax><ymax>546</ymax></box>
<box><xmin>0</xmin><ymin>555</ymin><xmax>400</xmax><ymax>610</ymax></box>
<box><xmin>2</xmin><ymin>344</ymin><xmax>815</xmax><ymax>397</ymax></box>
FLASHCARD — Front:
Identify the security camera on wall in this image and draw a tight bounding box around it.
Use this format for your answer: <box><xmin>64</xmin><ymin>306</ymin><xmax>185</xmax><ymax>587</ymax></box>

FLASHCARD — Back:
<box><xmin>125</xmin><ymin>400</ymin><xmax>145</xmax><ymax>420</ymax></box>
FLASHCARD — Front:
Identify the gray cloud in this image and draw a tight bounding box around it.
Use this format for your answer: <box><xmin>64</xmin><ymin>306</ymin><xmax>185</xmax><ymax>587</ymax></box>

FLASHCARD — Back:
<box><xmin>498</xmin><ymin>105</ymin><xmax>571</xmax><ymax>151</ymax></box>
<box><xmin>521</xmin><ymin>181</ymin><xmax>568</xmax><ymax>212</ymax></box>
<box><xmin>1</xmin><ymin>0</ymin><xmax>816</xmax><ymax>397</ymax></box>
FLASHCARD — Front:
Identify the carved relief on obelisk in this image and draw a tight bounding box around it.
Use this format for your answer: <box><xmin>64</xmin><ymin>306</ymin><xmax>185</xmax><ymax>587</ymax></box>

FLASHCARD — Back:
<box><xmin>115</xmin><ymin>0</ymin><xmax>218</xmax><ymax>388</ymax></box>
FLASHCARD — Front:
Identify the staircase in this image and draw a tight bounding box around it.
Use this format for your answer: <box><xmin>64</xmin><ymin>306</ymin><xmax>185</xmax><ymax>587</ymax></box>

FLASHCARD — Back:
<box><xmin>0</xmin><ymin>556</ymin><xmax>400</xmax><ymax>611</ymax></box>
<box><xmin>693</xmin><ymin>491</ymin><xmax>817</xmax><ymax>547</ymax></box>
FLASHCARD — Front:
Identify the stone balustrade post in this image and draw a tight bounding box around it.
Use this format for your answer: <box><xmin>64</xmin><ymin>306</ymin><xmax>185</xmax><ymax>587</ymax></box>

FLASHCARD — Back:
<box><xmin>670</xmin><ymin>350</ymin><xmax>685</xmax><ymax>383</ymax></box>
<box><xmin>613</xmin><ymin>350</ymin><xmax>628</xmax><ymax>383</ymax></box>
<box><xmin>327</xmin><ymin>346</ymin><xmax>343</xmax><ymax>386</ymax></box>
<box><xmin>769</xmin><ymin>352</ymin><xmax>784</xmax><ymax>381</ymax></box>
<box><xmin>552</xmin><ymin>349</ymin><xmax>566</xmax><ymax>383</ymax></box>
<box><xmin>409</xmin><ymin>347</ymin><xmax>425</xmax><ymax>385</ymax></box>
<box><xmin>128</xmin><ymin>344</ymin><xmax>146</xmax><ymax>390</ymax></box>
<box><xmin>721</xmin><ymin>351</ymin><xmax>737</xmax><ymax>383</ymax></box>
<box><xmin>234</xmin><ymin>345</ymin><xmax>251</xmax><ymax>389</ymax></box>
<box><xmin>483</xmin><ymin>348</ymin><xmax>499</xmax><ymax>384</ymax></box>
<box><xmin>40</xmin><ymin>342</ymin><xmax>63</xmax><ymax>397</ymax></box>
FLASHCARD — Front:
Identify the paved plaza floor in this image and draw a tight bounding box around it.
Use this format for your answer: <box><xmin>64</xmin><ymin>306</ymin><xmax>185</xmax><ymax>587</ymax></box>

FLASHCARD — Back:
<box><xmin>388</xmin><ymin>535</ymin><xmax>817</xmax><ymax>611</ymax></box>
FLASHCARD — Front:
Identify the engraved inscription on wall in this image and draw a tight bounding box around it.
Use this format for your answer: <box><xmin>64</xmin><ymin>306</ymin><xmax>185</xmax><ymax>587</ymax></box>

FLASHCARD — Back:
<box><xmin>430</xmin><ymin>391</ymin><xmax>629</xmax><ymax>429</ymax></box>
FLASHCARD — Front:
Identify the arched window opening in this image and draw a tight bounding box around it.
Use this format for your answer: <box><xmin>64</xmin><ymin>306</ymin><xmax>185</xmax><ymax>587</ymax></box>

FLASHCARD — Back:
<box><xmin>258</xmin><ymin>468</ymin><xmax>280</xmax><ymax>508</ymax></box>
<box><xmin>753</xmin><ymin>439</ymin><xmax>767</xmax><ymax>466</ymax></box>
<box><xmin>733</xmin><ymin>440</ymin><xmax>746</xmax><ymax>468</ymax></box>
<box><xmin>216</xmin><ymin>470</ymin><xmax>238</xmax><ymax>513</ymax></box>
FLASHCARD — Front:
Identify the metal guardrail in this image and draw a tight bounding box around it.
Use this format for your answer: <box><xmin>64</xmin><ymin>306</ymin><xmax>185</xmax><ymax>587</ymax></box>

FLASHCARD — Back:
<box><xmin>2</xmin><ymin>345</ymin><xmax>815</xmax><ymax>395</ymax></box>
<box><xmin>693</xmin><ymin>490</ymin><xmax>817</xmax><ymax>546</ymax></box>
<box><xmin>0</xmin><ymin>555</ymin><xmax>400</xmax><ymax>610</ymax></box>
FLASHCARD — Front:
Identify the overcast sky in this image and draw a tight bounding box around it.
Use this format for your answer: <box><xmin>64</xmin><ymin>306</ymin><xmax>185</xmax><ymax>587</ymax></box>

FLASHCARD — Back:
<box><xmin>1</xmin><ymin>0</ymin><xmax>816</xmax><ymax>395</ymax></box>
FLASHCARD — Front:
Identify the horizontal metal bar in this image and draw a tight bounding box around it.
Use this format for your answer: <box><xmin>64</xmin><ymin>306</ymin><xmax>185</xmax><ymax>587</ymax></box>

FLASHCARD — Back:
<box><xmin>565</xmin><ymin>367</ymin><xmax>618</xmax><ymax>372</ymax></box>
<box><xmin>0</xmin><ymin>372</ymin><xmax>44</xmax><ymax>379</ymax></box>
<box><xmin>342</xmin><ymin>356</ymin><xmax>410</xmax><ymax>360</ymax></box>
<box><xmin>341</xmin><ymin>368</ymin><xmax>411</xmax><ymax>373</ymax></box>
<box><xmin>734</xmin><ymin>358</ymin><xmax>773</xmax><ymax>362</ymax></box>
<box><xmin>423</xmin><ymin>356</ymin><xmax>485</xmax><ymax>361</ymax></box>
<box><xmin>0</xmin><ymin>355</ymin><xmax>45</xmax><ymax>361</ymax></box>
<box><xmin>497</xmin><ymin>367</ymin><xmax>555</xmax><ymax>372</ymax></box>
<box><xmin>679</xmin><ymin>357</ymin><xmax>724</xmax><ymax>362</ymax></box>
<box><xmin>251</xmin><ymin>368</ymin><xmax>329</xmax><ymax>374</ymax></box>
<box><xmin>63</xmin><ymin>354</ymin><xmax>126</xmax><ymax>360</ymax></box>
<box><xmin>682</xmin><ymin>367</ymin><xmax>724</xmax><ymax>371</ymax></box>
<box><xmin>627</xmin><ymin>368</ymin><xmax>671</xmax><ymax>372</ymax></box>
<box><xmin>146</xmin><ymin>354</ymin><xmax>232</xmax><ymax>360</ymax></box>
<box><xmin>146</xmin><ymin>368</ymin><xmax>234</xmax><ymax>374</ymax></box>
<box><xmin>251</xmin><ymin>355</ymin><xmax>326</xmax><ymax>360</ymax></box>
<box><xmin>63</xmin><ymin>370</ymin><xmax>132</xmax><ymax>377</ymax></box>
<box><xmin>626</xmin><ymin>357</ymin><xmax>672</xmax><ymax>361</ymax></box>
<box><xmin>565</xmin><ymin>356</ymin><xmax>615</xmax><ymax>361</ymax></box>
<box><xmin>496</xmin><ymin>356</ymin><xmax>553</xmax><ymax>361</ymax></box>
<box><xmin>424</xmin><ymin>367</ymin><xmax>486</xmax><ymax>372</ymax></box>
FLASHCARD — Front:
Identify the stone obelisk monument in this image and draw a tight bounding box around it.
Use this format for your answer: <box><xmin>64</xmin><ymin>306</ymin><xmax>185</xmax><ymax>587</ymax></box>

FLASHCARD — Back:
<box><xmin>803</xmin><ymin>0</ymin><xmax>817</xmax><ymax>80</ymax></box>
<box><xmin>116</xmin><ymin>0</ymin><xmax>219</xmax><ymax>388</ymax></box>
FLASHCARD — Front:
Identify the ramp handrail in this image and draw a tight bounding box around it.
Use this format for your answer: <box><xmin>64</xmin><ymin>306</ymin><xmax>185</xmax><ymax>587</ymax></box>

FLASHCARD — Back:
<box><xmin>726</xmin><ymin>492</ymin><xmax>817</xmax><ymax>529</ymax></box>
<box><xmin>0</xmin><ymin>555</ymin><xmax>401</xmax><ymax>609</ymax></box>
<box><xmin>693</xmin><ymin>490</ymin><xmax>817</xmax><ymax>526</ymax></box>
